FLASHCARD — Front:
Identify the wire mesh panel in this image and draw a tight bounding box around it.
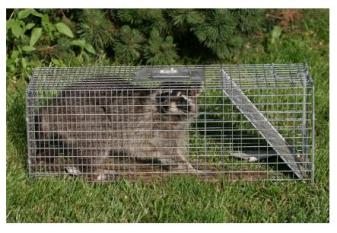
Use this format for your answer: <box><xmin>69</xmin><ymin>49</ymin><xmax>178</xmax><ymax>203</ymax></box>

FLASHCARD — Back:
<box><xmin>26</xmin><ymin>64</ymin><xmax>314</xmax><ymax>181</ymax></box>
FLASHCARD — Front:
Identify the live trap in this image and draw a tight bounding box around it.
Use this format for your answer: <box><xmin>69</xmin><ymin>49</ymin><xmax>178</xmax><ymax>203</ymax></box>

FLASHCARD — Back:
<box><xmin>26</xmin><ymin>64</ymin><xmax>315</xmax><ymax>181</ymax></box>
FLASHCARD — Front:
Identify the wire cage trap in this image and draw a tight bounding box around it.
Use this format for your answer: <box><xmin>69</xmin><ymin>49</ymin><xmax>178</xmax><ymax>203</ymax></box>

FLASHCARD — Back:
<box><xmin>26</xmin><ymin>64</ymin><xmax>315</xmax><ymax>181</ymax></box>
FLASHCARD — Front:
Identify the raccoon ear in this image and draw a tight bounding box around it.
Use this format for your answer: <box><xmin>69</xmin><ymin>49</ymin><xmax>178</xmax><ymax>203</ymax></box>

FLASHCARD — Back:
<box><xmin>183</xmin><ymin>81</ymin><xmax>203</xmax><ymax>97</ymax></box>
<box><xmin>189</xmin><ymin>85</ymin><xmax>203</xmax><ymax>97</ymax></box>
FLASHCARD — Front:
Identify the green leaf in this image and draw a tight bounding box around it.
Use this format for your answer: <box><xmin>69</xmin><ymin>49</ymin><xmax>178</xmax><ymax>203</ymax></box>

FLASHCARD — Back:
<box><xmin>25</xmin><ymin>23</ymin><xmax>36</xmax><ymax>30</ymax></box>
<box><xmin>18</xmin><ymin>9</ymin><xmax>32</xmax><ymax>19</ymax></box>
<box><xmin>22</xmin><ymin>45</ymin><xmax>36</xmax><ymax>52</ymax></box>
<box><xmin>51</xmin><ymin>58</ymin><xmax>63</xmax><ymax>66</ymax></box>
<box><xmin>11</xmin><ymin>20</ymin><xmax>24</xmax><ymax>38</ymax></box>
<box><xmin>17</xmin><ymin>9</ymin><xmax>43</xmax><ymax>19</ymax></box>
<box><xmin>41</xmin><ymin>15</ymin><xmax>54</xmax><ymax>32</ymax></box>
<box><xmin>70</xmin><ymin>39</ymin><xmax>95</xmax><ymax>54</ymax></box>
<box><xmin>270</xmin><ymin>26</ymin><xmax>282</xmax><ymax>44</ymax></box>
<box><xmin>55</xmin><ymin>22</ymin><xmax>74</xmax><ymax>38</ymax></box>
<box><xmin>30</xmin><ymin>27</ymin><xmax>42</xmax><ymax>46</ymax></box>
<box><xmin>10</xmin><ymin>50</ymin><xmax>20</xmax><ymax>60</ymax></box>
<box><xmin>30</xmin><ymin>9</ymin><xmax>43</xmax><ymax>18</ymax></box>
<box><xmin>84</xmin><ymin>43</ymin><xmax>96</xmax><ymax>54</ymax></box>
<box><xmin>21</xmin><ymin>58</ymin><xmax>27</xmax><ymax>68</ymax></box>
<box><xmin>70</xmin><ymin>39</ymin><xmax>86</xmax><ymax>48</ymax></box>
<box><xmin>6</xmin><ymin>19</ymin><xmax>15</xmax><ymax>30</ymax></box>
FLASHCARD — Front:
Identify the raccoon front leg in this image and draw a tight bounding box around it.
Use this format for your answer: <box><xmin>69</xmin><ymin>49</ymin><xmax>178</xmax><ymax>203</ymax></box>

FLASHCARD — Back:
<box><xmin>65</xmin><ymin>149</ymin><xmax>118</xmax><ymax>181</ymax></box>
<box><xmin>161</xmin><ymin>148</ymin><xmax>215</xmax><ymax>176</ymax></box>
<box><xmin>158</xmin><ymin>148</ymin><xmax>198</xmax><ymax>173</ymax></box>
<box><xmin>128</xmin><ymin>146</ymin><xmax>174</xmax><ymax>171</ymax></box>
<box><xmin>129</xmin><ymin>145</ymin><xmax>199</xmax><ymax>174</ymax></box>
<box><xmin>92</xmin><ymin>150</ymin><xmax>120</xmax><ymax>181</ymax></box>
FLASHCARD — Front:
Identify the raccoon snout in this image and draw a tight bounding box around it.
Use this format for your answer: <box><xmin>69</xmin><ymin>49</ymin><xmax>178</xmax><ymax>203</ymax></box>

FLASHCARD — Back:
<box><xmin>155</xmin><ymin>89</ymin><xmax>196</xmax><ymax>114</ymax></box>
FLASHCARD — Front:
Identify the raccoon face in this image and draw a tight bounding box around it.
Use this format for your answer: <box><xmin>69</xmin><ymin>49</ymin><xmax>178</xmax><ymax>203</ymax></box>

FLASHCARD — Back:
<box><xmin>155</xmin><ymin>85</ymin><xmax>202</xmax><ymax>117</ymax></box>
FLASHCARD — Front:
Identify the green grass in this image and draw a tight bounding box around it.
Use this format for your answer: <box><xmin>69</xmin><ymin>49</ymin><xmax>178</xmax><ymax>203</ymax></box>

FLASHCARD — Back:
<box><xmin>6</xmin><ymin>10</ymin><xmax>329</xmax><ymax>222</ymax></box>
<box><xmin>6</xmin><ymin>139</ymin><xmax>329</xmax><ymax>222</ymax></box>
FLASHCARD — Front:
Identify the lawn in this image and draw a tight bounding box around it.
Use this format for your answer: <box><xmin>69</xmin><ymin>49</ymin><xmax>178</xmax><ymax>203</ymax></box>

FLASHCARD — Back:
<box><xmin>6</xmin><ymin>9</ymin><xmax>329</xmax><ymax>222</ymax></box>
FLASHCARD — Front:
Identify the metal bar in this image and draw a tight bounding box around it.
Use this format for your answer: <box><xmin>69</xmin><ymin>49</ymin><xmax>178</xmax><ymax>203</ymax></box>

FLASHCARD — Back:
<box><xmin>311</xmin><ymin>85</ymin><xmax>316</xmax><ymax>183</ymax></box>
<box><xmin>301</xmin><ymin>70</ymin><xmax>310</xmax><ymax>175</ymax></box>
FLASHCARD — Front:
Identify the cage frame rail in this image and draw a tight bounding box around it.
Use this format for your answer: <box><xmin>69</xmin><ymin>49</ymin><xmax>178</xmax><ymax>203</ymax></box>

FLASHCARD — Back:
<box><xmin>26</xmin><ymin>64</ymin><xmax>315</xmax><ymax>181</ymax></box>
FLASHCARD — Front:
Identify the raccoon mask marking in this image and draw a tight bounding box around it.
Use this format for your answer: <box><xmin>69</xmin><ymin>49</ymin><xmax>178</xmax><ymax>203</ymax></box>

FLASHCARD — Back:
<box><xmin>155</xmin><ymin>83</ymin><xmax>202</xmax><ymax>116</ymax></box>
<box><xmin>155</xmin><ymin>90</ymin><xmax>192</xmax><ymax>114</ymax></box>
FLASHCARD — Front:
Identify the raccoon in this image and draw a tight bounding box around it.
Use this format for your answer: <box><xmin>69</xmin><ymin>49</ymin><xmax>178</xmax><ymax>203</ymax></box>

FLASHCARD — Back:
<box><xmin>35</xmin><ymin>78</ymin><xmax>203</xmax><ymax>180</ymax></box>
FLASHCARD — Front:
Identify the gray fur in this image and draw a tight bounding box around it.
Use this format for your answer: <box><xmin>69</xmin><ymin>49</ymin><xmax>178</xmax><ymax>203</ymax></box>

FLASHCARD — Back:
<box><xmin>36</xmin><ymin>79</ymin><xmax>202</xmax><ymax>180</ymax></box>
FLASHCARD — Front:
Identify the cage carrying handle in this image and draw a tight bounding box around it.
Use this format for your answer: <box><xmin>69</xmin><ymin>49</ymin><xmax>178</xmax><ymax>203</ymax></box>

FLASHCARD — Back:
<box><xmin>135</xmin><ymin>67</ymin><xmax>204</xmax><ymax>82</ymax></box>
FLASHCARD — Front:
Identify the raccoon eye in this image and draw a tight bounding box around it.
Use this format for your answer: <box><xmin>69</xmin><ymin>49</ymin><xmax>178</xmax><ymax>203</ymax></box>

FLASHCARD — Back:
<box><xmin>156</xmin><ymin>90</ymin><xmax>171</xmax><ymax>103</ymax></box>
<box><xmin>177</xmin><ymin>98</ymin><xmax>189</xmax><ymax>106</ymax></box>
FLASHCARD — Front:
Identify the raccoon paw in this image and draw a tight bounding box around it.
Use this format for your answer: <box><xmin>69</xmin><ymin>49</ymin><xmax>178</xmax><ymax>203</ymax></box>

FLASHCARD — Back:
<box><xmin>96</xmin><ymin>170</ymin><xmax>119</xmax><ymax>181</ymax></box>
<box><xmin>65</xmin><ymin>166</ymin><xmax>81</xmax><ymax>176</ymax></box>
